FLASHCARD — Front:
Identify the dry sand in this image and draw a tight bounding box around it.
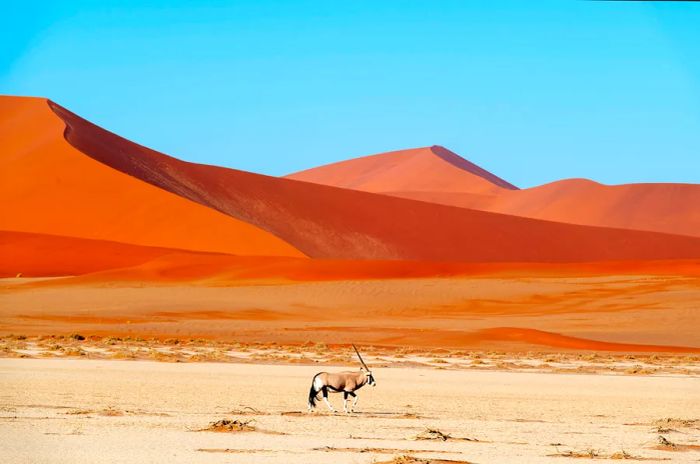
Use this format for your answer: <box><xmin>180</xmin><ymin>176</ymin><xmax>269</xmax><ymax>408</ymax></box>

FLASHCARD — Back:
<box><xmin>2</xmin><ymin>274</ymin><xmax>699</xmax><ymax>351</ymax></box>
<box><xmin>2</xmin><ymin>357</ymin><xmax>699</xmax><ymax>463</ymax></box>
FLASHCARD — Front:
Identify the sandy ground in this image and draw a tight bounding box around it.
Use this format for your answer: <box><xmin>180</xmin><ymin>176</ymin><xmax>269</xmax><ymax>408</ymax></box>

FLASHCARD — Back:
<box><xmin>2</xmin><ymin>274</ymin><xmax>699</xmax><ymax>351</ymax></box>
<box><xmin>2</xmin><ymin>358</ymin><xmax>699</xmax><ymax>464</ymax></box>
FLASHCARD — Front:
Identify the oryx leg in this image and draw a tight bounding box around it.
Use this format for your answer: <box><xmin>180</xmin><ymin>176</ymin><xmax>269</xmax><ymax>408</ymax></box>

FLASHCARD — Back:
<box><xmin>349</xmin><ymin>391</ymin><xmax>358</xmax><ymax>412</ymax></box>
<box><xmin>343</xmin><ymin>392</ymin><xmax>351</xmax><ymax>413</ymax></box>
<box><xmin>322</xmin><ymin>387</ymin><xmax>335</xmax><ymax>412</ymax></box>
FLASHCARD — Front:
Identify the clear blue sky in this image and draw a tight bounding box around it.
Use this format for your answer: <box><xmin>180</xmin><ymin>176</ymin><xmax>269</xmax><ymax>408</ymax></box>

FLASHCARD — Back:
<box><xmin>2</xmin><ymin>1</ymin><xmax>699</xmax><ymax>187</ymax></box>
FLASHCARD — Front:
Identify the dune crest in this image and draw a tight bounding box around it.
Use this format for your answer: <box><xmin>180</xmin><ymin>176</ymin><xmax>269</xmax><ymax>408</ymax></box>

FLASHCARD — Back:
<box><xmin>287</xmin><ymin>145</ymin><xmax>517</xmax><ymax>196</ymax></box>
<box><xmin>0</xmin><ymin>96</ymin><xmax>304</xmax><ymax>257</ymax></box>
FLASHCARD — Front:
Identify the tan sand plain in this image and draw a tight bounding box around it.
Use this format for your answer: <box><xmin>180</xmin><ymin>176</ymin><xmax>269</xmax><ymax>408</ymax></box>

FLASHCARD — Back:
<box><xmin>2</xmin><ymin>358</ymin><xmax>699</xmax><ymax>463</ymax></box>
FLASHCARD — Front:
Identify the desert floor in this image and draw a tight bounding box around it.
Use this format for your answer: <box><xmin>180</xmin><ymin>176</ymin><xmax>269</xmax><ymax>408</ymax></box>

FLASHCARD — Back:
<box><xmin>2</xmin><ymin>272</ymin><xmax>700</xmax><ymax>351</ymax></box>
<box><xmin>2</xmin><ymin>357</ymin><xmax>699</xmax><ymax>464</ymax></box>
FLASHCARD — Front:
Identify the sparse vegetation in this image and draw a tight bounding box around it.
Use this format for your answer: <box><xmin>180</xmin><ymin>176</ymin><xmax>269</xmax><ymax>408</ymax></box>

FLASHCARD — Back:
<box><xmin>412</xmin><ymin>427</ymin><xmax>479</xmax><ymax>442</ymax></box>
<box><xmin>374</xmin><ymin>456</ymin><xmax>472</xmax><ymax>464</ymax></box>
<box><xmin>202</xmin><ymin>419</ymin><xmax>255</xmax><ymax>433</ymax></box>
<box><xmin>0</xmin><ymin>336</ymin><xmax>698</xmax><ymax>381</ymax></box>
<box><xmin>549</xmin><ymin>448</ymin><xmax>600</xmax><ymax>458</ymax></box>
<box><xmin>652</xmin><ymin>418</ymin><xmax>699</xmax><ymax>429</ymax></box>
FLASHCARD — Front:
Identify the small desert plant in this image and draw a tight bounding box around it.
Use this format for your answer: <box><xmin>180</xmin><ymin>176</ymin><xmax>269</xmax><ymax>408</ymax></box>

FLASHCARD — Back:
<box><xmin>653</xmin><ymin>418</ymin><xmax>699</xmax><ymax>428</ymax></box>
<box><xmin>552</xmin><ymin>448</ymin><xmax>600</xmax><ymax>458</ymax></box>
<box><xmin>203</xmin><ymin>419</ymin><xmax>255</xmax><ymax>432</ymax></box>
<box><xmin>609</xmin><ymin>449</ymin><xmax>641</xmax><ymax>460</ymax></box>
<box><xmin>657</xmin><ymin>435</ymin><xmax>676</xmax><ymax>449</ymax></box>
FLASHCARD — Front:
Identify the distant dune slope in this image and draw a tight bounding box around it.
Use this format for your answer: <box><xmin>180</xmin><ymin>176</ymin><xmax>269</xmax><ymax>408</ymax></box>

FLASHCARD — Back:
<box><xmin>487</xmin><ymin>179</ymin><xmax>700</xmax><ymax>238</ymax></box>
<box><xmin>0</xmin><ymin>230</ymin><xmax>205</xmax><ymax>277</ymax></box>
<box><xmin>0</xmin><ymin>97</ymin><xmax>304</xmax><ymax>257</ymax></box>
<box><xmin>287</xmin><ymin>145</ymin><xmax>517</xmax><ymax>197</ymax></box>
<box><xmin>287</xmin><ymin>147</ymin><xmax>700</xmax><ymax>238</ymax></box>
<box><xmin>46</xmin><ymin>99</ymin><xmax>700</xmax><ymax>262</ymax></box>
<box><xmin>6</xmin><ymin>228</ymin><xmax>699</xmax><ymax>281</ymax></box>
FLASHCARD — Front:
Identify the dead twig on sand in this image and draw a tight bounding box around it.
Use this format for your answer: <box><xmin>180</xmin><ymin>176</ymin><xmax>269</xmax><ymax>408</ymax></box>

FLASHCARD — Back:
<box><xmin>550</xmin><ymin>446</ymin><xmax>666</xmax><ymax>460</ymax></box>
<box><xmin>412</xmin><ymin>428</ymin><xmax>479</xmax><ymax>442</ymax></box>
<box><xmin>374</xmin><ymin>456</ymin><xmax>472</xmax><ymax>464</ymax></box>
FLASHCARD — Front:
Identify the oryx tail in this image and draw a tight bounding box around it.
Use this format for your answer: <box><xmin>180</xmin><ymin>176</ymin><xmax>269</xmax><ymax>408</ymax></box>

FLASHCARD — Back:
<box><xmin>308</xmin><ymin>373</ymin><xmax>320</xmax><ymax>408</ymax></box>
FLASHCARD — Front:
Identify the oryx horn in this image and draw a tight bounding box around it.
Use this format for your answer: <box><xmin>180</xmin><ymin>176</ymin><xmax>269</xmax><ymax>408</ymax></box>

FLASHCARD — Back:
<box><xmin>352</xmin><ymin>344</ymin><xmax>369</xmax><ymax>370</ymax></box>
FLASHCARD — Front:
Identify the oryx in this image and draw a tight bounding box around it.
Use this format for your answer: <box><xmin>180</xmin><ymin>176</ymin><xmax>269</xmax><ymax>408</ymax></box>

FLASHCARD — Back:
<box><xmin>307</xmin><ymin>344</ymin><xmax>376</xmax><ymax>413</ymax></box>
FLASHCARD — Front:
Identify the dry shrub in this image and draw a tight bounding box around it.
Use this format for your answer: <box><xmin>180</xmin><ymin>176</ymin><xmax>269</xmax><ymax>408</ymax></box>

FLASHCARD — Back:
<box><xmin>549</xmin><ymin>448</ymin><xmax>600</xmax><ymax>458</ymax></box>
<box><xmin>65</xmin><ymin>409</ymin><xmax>93</xmax><ymax>415</ymax></box>
<box><xmin>187</xmin><ymin>350</ymin><xmax>228</xmax><ymax>363</ymax></box>
<box><xmin>148</xmin><ymin>350</ymin><xmax>176</xmax><ymax>362</ymax></box>
<box><xmin>653</xmin><ymin>435</ymin><xmax>700</xmax><ymax>452</ymax></box>
<box><xmin>609</xmin><ymin>451</ymin><xmax>637</xmax><ymax>460</ymax></box>
<box><xmin>380</xmin><ymin>457</ymin><xmax>429</xmax><ymax>464</ymax></box>
<box><xmin>110</xmin><ymin>350</ymin><xmax>136</xmax><ymax>360</ymax></box>
<box><xmin>417</xmin><ymin>428</ymin><xmax>451</xmax><ymax>441</ymax></box>
<box><xmin>100</xmin><ymin>407</ymin><xmax>124</xmax><ymax>416</ymax></box>
<box><xmin>314</xmin><ymin>342</ymin><xmax>328</xmax><ymax>353</ymax></box>
<box><xmin>411</xmin><ymin>428</ymin><xmax>478</xmax><ymax>442</ymax></box>
<box><xmin>203</xmin><ymin>419</ymin><xmax>255</xmax><ymax>433</ymax></box>
<box><xmin>63</xmin><ymin>347</ymin><xmax>87</xmax><ymax>357</ymax></box>
<box><xmin>652</xmin><ymin>418</ymin><xmax>699</xmax><ymax>429</ymax></box>
<box><xmin>625</xmin><ymin>365</ymin><xmax>655</xmax><ymax>375</ymax></box>
<box><xmin>374</xmin><ymin>456</ymin><xmax>471</xmax><ymax>464</ymax></box>
<box><xmin>66</xmin><ymin>407</ymin><xmax>123</xmax><ymax>416</ymax></box>
<box><xmin>414</xmin><ymin>428</ymin><xmax>452</xmax><ymax>441</ymax></box>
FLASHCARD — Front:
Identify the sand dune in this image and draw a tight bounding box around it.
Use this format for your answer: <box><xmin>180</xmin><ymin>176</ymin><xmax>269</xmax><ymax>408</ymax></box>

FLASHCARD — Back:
<box><xmin>287</xmin><ymin>145</ymin><xmax>517</xmax><ymax>196</ymax></box>
<box><xmin>3</xmin><ymin>96</ymin><xmax>700</xmax><ymax>355</ymax></box>
<box><xmin>0</xmin><ymin>97</ymin><xmax>303</xmax><ymax>257</ymax></box>
<box><xmin>0</xmin><ymin>230</ymin><xmax>209</xmax><ymax>277</ymax></box>
<box><xmin>288</xmin><ymin>147</ymin><xmax>700</xmax><ymax>238</ymax></box>
<box><xmin>39</xmin><ymin>99</ymin><xmax>700</xmax><ymax>262</ymax></box>
<box><xmin>488</xmin><ymin>179</ymin><xmax>700</xmax><ymax>238</ymax></box>
<box><xmin>11</xmin><ymin>250</ymin><xmax>700</xmax><ymax>286</ymax></box>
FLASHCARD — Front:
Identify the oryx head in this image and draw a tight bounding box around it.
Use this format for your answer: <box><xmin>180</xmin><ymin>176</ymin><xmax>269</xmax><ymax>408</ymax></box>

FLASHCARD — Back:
<box><xmin>353</xmin><ymin>344</ymin><xmax>376</xmax><ymax>387</ymax></box>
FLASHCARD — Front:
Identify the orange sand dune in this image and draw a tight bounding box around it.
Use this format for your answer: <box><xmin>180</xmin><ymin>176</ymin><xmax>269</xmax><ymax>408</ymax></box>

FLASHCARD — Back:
<box><xmin>287</xmin><ymin>145</ymin><xmax>517</xmax><ymax>196</ymax></box>
<box><xmin>0</xmin><ymin>97</ymin><xmax>303</xmax><ymax>257</ymax></box>
<box><xmin>474</xmin><ymin>327</ymin><xmax>700</xmax><ymax>353</ymax></box>
<box><xmin>288</xmin><ymin>148</ymin><xmax>700</xmax><ymax>238</ymax></box>
<box><xmin>378</xmin><ymin>327</ymin><xmax>700</xmax><ymax>353</ymax></box>
<box><xmin>42</xmin><ymin>99</ymin><xmax>700</xmax><ymax>262</ymax></box>
<box><xmin>19</xmin><ymin>253</ymin><xmax>700</xmax><ymax>286</ymax></box>
<box><xmin>391</xmin><ymin>180</ymin><xmax>700</xmax><ymax>239</ymax></box>
<box><xmin>0</xmin><ymin>230</ymin><xmax>223</xmax><ymax>277</ymax></box>
<box><xmin>487</xmin><ymin>179</ymin><xmax>700</xmax><ymax>238</ymax></box>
